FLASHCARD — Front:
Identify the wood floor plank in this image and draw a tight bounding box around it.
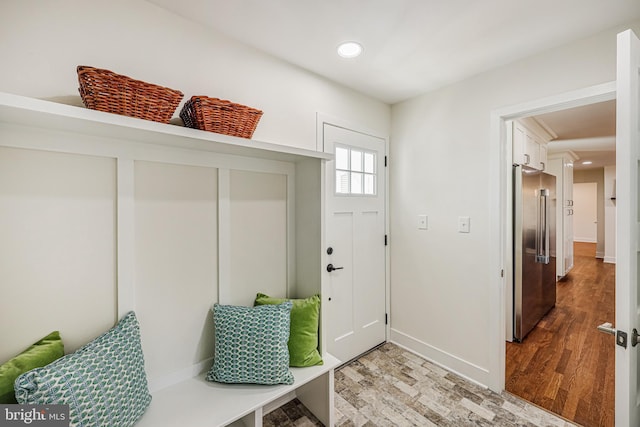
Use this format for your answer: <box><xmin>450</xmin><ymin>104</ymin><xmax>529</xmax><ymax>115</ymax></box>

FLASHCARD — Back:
<box><xmin>506</xmin><ymin>242</ymin><xmax>614</xmax><ymax>427</ymax></box>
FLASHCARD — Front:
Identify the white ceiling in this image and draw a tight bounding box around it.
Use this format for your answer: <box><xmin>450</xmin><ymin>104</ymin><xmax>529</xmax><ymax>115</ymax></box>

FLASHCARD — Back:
<box><xmin>146</xmin><ymin>0</ymin><xmax>637</xmax><ymax>169</ymax></box>
<box><xmin>147</xmin><ymin>0</ymin><xmax>640</xmax><ymax>104</ymax></box>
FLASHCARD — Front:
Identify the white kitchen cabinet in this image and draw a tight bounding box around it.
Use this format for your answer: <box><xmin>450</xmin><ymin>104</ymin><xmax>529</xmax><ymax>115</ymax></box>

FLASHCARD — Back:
<box><xmin>538</xmin><ymin>143</ymin><xmax>548</xmax><ymax>172</ymax></box>
<box><xmin>548</xmin><ymin>151</ymin><xmax>578</xmax><ymax>278</ymax></box>
<box><xmin>511</xmin><ymin>119</ymin><xmax>550</xmax><ymax>171</ymax></box>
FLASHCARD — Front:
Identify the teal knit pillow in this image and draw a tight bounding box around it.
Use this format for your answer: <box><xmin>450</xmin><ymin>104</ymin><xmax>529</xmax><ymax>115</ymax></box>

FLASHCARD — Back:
<box><xmin>206</xmin><ymin>302</ymin><xmax>294</xmax><ymax>385</ymax></box>
<box><xmin>15</xmin><ymin>312</ymin><xmax>151</xmax><ymax>427</ymax></box>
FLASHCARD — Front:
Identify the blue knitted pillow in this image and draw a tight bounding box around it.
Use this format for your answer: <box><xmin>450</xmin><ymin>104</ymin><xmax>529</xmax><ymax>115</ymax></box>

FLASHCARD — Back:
<box><xmin>14</xmin><ymin>312</ymin><xmax>151</xmax><ymax>427</ymax></box>
<box><xmin>206</xmin><ymin>302</ymin><xmax>294</xmax><ymax>385</ymax></box>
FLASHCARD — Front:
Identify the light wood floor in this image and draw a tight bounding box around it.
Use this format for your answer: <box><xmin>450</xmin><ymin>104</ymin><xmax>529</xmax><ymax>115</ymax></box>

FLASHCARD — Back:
<box><xmin>506</xmin><ymin>242</ymin><xmax>615</xmax><ymax>427</ymax></box>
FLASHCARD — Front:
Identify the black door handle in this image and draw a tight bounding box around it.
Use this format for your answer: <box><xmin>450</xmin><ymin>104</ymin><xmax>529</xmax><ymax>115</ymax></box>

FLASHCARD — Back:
<box><xmin>326</xmin><ymin>264</ymin><xmax>344</xmax><ymax>273</ymax></box>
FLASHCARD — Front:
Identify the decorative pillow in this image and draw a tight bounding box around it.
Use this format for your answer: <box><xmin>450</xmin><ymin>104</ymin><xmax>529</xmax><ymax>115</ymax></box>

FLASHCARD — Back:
<box><xmin>0</xmin><ymin>331</ymin><xmax>64</xmax><ymax>404</ymax></box>
<box><xmin>15</xmin><ymin>311</ymin><xmax>151</xmax><ymax>427</ymax></box>
<box><xmin>206</xmin><ymin>302</ymin><xmax>294</xmax><ymax>385</ymax></box>
<box><xmin>254</xmin><ymin>293</ymin><xmax>323</xmax><ymax>367</ymax></box>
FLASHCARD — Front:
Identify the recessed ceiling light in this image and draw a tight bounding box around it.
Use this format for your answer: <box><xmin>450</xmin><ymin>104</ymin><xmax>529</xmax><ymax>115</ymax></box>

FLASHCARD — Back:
<box><xmin>337</xmin><ymin>41</ymin><xmax>363</xmax><ymax>58</ymax></box>
<box><xmin>582</xmin><ymin>161</ymin><xmax>593</xmax><ymax>165</ymax></box>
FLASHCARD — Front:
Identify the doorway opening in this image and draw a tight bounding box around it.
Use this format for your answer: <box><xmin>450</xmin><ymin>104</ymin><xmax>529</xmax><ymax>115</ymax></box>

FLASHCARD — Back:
<box><xmin>573</xmin><ymin>182</ymin><xmax>599</xmax><ymax>244</ymax></box>
<box><xmin>507</xmin><ymin>103</ymin><xmax>616</xmax><ymax>426</ymax></box>
<box><xmin>489</xmin><ymin>82</ymin><xmax>617</xmax><ymax>426</ymax></box>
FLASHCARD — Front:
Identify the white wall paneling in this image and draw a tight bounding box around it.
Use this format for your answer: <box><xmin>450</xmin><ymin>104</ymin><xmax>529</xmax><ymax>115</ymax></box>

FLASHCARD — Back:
<box><xmin>217</xmin><ymin>169</ymin><xmax>232</xmax><ymax>305</ymax></box>
<box><xmin>228</xmin><ymin>169</ymin><xmax>288</xmax><ymax>306</ymax></box>
<box><xmin>134</xmin><ymin>161</ymin><xmax>218</xmax><ymax>385</ymax></box>
<box><xmin>0</xmin><ymin>93</ymin><xmax>329</xmax><ymax>392</ymax></box>
<box><xmin>0</xmin><ymin>147</ymin><xmax>117</xmax><ymax>362</ymax></box>
<box><xmin>117</xmin><ymin>158</ymin><xmax>136</xmax><ymax>317</ymax></box>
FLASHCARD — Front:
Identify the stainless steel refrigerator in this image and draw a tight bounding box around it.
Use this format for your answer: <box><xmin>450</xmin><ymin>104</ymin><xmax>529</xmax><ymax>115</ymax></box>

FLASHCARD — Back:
<box><xmin>513</xmin><ymin>165</ymin><xmax>557</xmax><ymax>342</ymax></box>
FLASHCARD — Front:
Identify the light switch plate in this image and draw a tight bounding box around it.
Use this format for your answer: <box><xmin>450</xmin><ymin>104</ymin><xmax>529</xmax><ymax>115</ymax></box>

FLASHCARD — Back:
<box><xmin>418</xmin><ymin>215</ymin><xmax>428</xmax><ymax>230</ymax></box>
<box><xmin>458</xmin><ymin>216</ymin><xmax>470</xmax><ymax>233</ymax></box>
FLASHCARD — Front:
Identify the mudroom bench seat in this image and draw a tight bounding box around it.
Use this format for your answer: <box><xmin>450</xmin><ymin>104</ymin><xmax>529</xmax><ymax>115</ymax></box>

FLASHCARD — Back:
<box><xmin>136</xmin><ymin>353</ymin><xmax>341</xmax><ymax>427</ymax></box>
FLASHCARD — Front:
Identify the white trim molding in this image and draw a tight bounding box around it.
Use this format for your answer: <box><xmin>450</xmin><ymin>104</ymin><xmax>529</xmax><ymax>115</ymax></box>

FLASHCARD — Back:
<box><xmin>489</xmin><ymin>81</ymin><xmax>616</xmax><ymax>393</ymax></box>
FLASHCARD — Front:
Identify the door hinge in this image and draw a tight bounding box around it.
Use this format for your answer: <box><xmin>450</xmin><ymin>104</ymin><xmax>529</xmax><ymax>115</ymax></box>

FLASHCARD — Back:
<box><xmin>384</xmin><ymin>235</ymin><xmax>388</xmax><ymax>246</ymax></box>
<box><xmin>384</xmin><ymin>156</ymin><xmax>388</xmax><ymax>167</ymax></box>
<box><xmin>501</xmin><ymin>269</ymin><xmax>504</xmax><ymax>278</ymax></box>
<box><xmin>385</xmin><ymin>313</ymin><xmax>388</xmax><ymax>325</ymax></box>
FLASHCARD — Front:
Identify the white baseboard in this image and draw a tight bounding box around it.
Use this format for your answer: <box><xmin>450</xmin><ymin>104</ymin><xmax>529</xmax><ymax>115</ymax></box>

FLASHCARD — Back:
<box><xmin>390</xmin><ymin>329</ymin><xmax>490</xmax><ymax>388</ymax></box>
<box><xmin>604</xmin><ymin>256</ymin><xmax>616</xmax><ymax>264</ymax></box>
<box><xmin>596</xmin><ymin>251</ymin><xmax>604</xmax><ymax>259</ymax></box>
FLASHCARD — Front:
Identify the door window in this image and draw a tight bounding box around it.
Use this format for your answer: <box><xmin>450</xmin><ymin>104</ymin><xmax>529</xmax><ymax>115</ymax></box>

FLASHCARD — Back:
<box><xmin>335</xmin><ymin>145</ymin><xmax>377</xmax><ymax>196</ymax></box>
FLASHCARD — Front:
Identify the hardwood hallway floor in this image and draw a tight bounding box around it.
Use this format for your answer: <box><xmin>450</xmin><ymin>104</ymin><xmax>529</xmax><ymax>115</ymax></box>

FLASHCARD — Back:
<box><xmin>505</xmin><ymin>243</ymin><xmax>615</xmax><ymax>427</ymax></box>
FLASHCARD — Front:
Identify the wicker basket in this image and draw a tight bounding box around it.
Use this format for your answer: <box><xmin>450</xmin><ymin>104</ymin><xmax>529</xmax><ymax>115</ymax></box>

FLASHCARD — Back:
<box><xmin>77</xmin><ymin>65</ymin><xmax>183</xmax><ymax>124</ymax></box>
<box><xmin>180</xmin><ymin>96</ymin><xmax>263</xmax><ymax>139</ymax></box>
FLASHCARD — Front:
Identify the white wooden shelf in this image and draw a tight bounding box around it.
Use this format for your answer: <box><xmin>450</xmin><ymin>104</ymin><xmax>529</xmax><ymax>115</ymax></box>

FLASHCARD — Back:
<box><xmin>0</xmin><ymin>92</ymin><xmax>331</xmax><ymax>163</ymax></box>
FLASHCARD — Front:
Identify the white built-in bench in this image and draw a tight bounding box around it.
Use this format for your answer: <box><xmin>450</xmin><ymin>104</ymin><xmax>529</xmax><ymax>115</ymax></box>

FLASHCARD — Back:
<box><xmin>0</xmin><ymin>93</ymin><xmax>339</xmax><ymax>427</ymax></box>
<box><xmin>136</xmin><ymin>354</ymin><xmax>340</xmax><ymax>427</ymax></box>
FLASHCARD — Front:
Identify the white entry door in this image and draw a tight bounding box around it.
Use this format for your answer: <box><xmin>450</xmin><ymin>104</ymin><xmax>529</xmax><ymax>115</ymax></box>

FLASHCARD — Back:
<box><xmin>615</xmin><ymin>28</ymin><xmax>640</xmax><ymax>427</ymax></box>
<box><xmin>323</xmin><ymin>123</ymin><xmax>387</xmax><ymax>363</ymax></box>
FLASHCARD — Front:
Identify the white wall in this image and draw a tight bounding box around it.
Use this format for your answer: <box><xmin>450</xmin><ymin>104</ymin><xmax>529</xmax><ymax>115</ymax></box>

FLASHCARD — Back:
<box><xmin>390</xmin><ymin>21</ymin><xmax>640</xmax><ymax>386</ymax></box>
<box><xmin>0</xmin><ymin>0</ymin><xmax>388</xmax><ymax>372</ymax></box>
<box><xmin>3</xmin><ymin>0</ymin><xmax>637</xmax><ymax>391</ymax></box>
<box><xmin>0</xmin><ymin>0</ymin><xmax>390</xmax><ymax>151</ymax></box>
<box><xmin>604</xmin><ymin>165</ymin><xmax>617</xmax><ymax>263</ymax></box>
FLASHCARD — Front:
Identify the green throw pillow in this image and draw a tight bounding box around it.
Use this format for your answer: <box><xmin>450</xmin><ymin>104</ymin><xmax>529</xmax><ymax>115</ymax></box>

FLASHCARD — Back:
<box><xmin>207</xmin><ymin>302</ymin><xmax>294</xmax><ymax>385</ymax></box>
<box><xmin>254</xmin><ymin>293</ymin><xmax>323</xmax><ymax>367</ymax></box>
<box><xmin>14</xmin><ymin>312</ymin><xmax>151</xmax><ymax>427</ymax></box>
<box><xmin>0</xmin><ymin>331</ymin><xmax>64</xmax><ymax>404</ymax></box>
